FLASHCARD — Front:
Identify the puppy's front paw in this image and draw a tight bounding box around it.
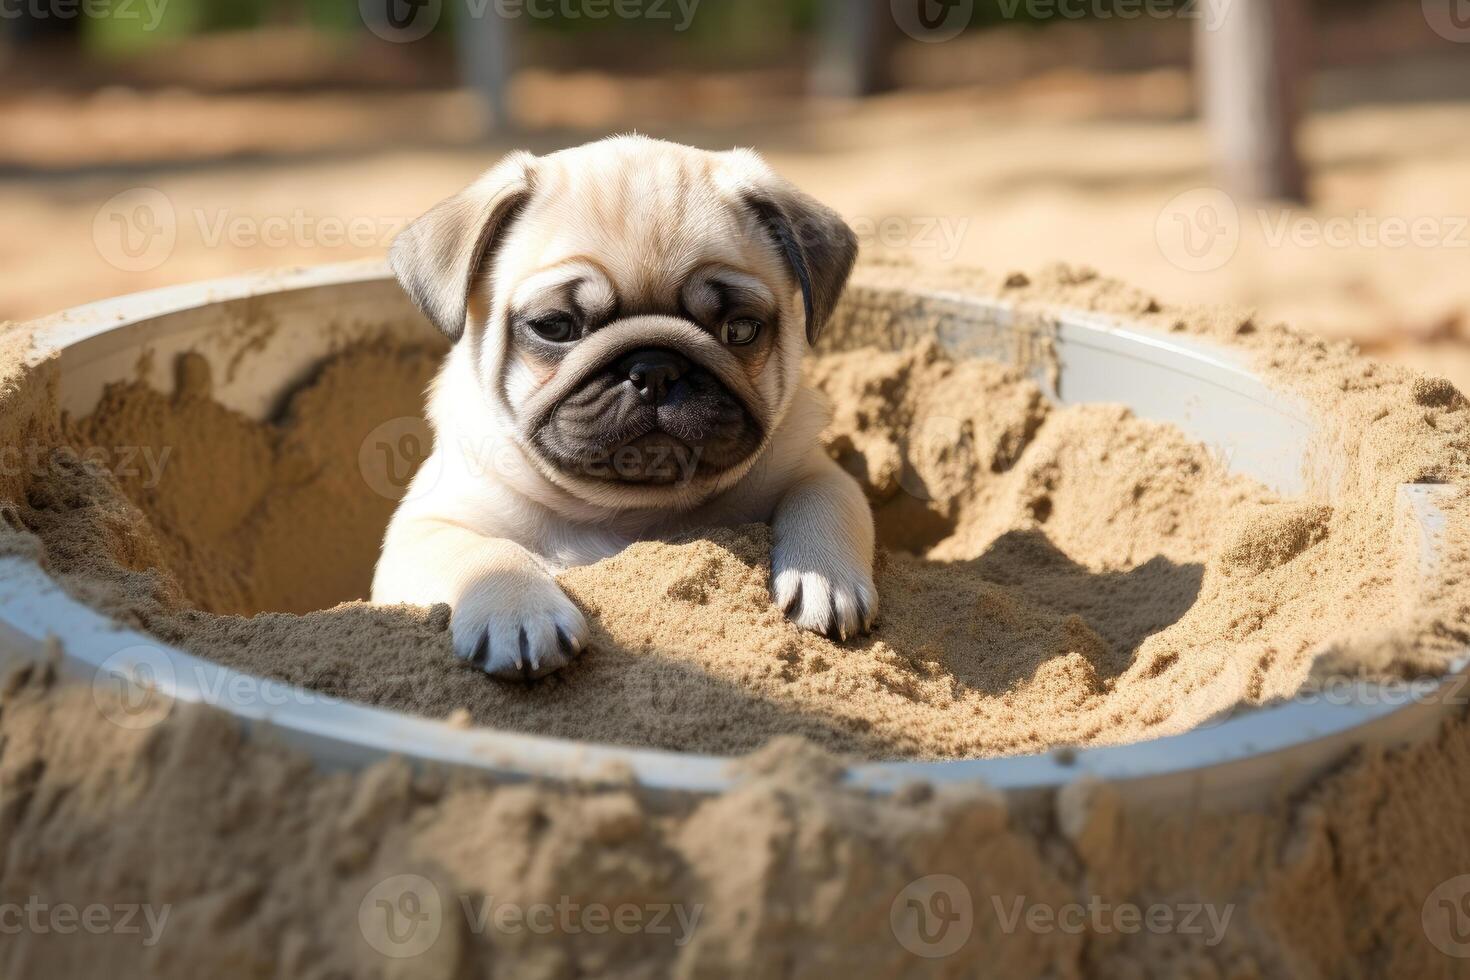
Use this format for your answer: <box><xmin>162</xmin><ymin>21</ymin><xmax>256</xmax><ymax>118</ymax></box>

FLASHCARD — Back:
<box><xmin>771</xmin><ymin>550</ymin><xmax>877</xmax><ymax>643</ymax></box>
<box><xmin>451</xmin><ymin>571</ymin><xmax>588</xmax><ymax>681</ymax></box>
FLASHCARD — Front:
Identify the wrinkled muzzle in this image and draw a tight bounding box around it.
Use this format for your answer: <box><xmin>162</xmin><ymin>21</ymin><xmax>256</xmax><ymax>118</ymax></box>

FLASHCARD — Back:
<box><xmin>522</xmin><ymin>320</ymin><xmax>767</xmax><ymax>487</ymax></box>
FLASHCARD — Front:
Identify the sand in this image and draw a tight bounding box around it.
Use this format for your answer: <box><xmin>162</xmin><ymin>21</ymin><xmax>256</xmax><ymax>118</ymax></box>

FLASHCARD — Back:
<box><xmin>12</xmin><ymin>263</ymin><xmax>1463</xmax><ymax>762</ymax></box>
<box><xmin>1</xmin><ymin>262</ymin><xmax>1468</xmax><ymax>975</ymax></box>
<box><xmin>13</xmin><ymin>44</ymin><xmax>1470</xmax><ymax>394</ymax></box>
<box><xmin>4</xmin><ymin>660</ymin><xmax>1470</xmax><ymax>978</ymax></box>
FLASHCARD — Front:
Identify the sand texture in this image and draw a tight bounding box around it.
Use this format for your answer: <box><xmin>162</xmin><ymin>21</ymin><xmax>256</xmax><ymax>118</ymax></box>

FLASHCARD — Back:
<box><xmin>9</xmin><ymin>263</ymin><xmax>1464</xmax><ymax>762</ymax></box>
<box><xmin>4</xmin><ymin>662</ymin><xmax>1470</xmax><ymax>978</ymax></box>
<box><xmin>1</xmin><ymin>263</ymin><xmax>1468</xmax><ymax>976</ymax></box>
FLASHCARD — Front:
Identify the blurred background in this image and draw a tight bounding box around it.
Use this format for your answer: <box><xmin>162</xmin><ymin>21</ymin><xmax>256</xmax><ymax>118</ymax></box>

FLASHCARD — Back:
<box><xmin>4</xmin><ymin>0</ymin><xmax>1469</xmax><ymax>386</ymax></box>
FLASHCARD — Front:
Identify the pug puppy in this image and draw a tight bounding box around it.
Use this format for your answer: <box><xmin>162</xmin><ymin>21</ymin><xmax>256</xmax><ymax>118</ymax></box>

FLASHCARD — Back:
<box><xmin>372</xmin><ymin>135</ymin><xmax>876</xmax><ymax>679</ymax></box>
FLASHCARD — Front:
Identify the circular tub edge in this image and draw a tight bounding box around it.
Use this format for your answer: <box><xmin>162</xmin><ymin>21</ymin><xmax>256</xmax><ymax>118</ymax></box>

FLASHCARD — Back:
<box><xmin>6</xmin><ymin>265</ymin><xmax>1465</xmax><ymax>810</ymax></box>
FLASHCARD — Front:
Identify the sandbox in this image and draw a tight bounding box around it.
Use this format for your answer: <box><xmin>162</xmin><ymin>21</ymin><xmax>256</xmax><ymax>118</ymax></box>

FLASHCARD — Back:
<box><xmin>1</xmin><ymin>260</ymin><xmax>1465</xmax><ymax>813</ymax></box>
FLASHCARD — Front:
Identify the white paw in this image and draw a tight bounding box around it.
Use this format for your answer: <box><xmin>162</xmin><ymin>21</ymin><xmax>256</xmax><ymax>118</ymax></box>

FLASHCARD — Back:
<box><xmin>771</xmin><ymin>551</ymin><xmax>877</xmax><ymax>642</ymax></box>
<box><xmin>451</xmin><ymin>571</ymin><xmax>588</xmax><ymax>681</ymax></box>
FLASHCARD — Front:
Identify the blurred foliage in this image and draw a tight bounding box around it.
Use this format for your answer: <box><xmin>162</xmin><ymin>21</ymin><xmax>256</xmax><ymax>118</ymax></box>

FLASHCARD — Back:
<box><xmin>84</xmin><ymin>0</ymin><xmax>375</xmax><ymax>49</ymax></box>
<box><xmin>75</xmin><ymin>0</ymin><xmax>1392</xmax><ymax>52</ymax></box>
<box><xmin>76</xmin><ymin>0</ymin><xmax>820</xmax><ymax>51</ymax></box>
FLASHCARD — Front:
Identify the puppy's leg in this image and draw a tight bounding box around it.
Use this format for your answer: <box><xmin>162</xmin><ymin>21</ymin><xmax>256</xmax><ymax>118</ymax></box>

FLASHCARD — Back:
<box><xmin>372</xmin><ymin>517</ymin><xmax>588</xmax><ymax>680</ymax></box>
<box><xmin>771</xmin><ymin>456</ymin><xmax>877</xmax><ymax>641</ymax></box>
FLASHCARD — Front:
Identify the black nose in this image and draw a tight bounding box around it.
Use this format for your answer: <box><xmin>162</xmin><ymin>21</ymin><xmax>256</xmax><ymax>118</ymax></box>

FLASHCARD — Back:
<box><xmin>619</xmin><ymin>349</ymin><xmax>689</xmax><ymax>404</ymax></box>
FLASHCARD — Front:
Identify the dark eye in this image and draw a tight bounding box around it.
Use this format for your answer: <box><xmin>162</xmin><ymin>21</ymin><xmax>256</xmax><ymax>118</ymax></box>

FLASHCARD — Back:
<box><xmin>720</xmin><ymin>318</ymin><xmax>762</xmax><ymax>346</ymax></box>
<box><xmin>529</xmin><ymin>313</ymin><xmax>577</xmax><ymax>343</ymax></box>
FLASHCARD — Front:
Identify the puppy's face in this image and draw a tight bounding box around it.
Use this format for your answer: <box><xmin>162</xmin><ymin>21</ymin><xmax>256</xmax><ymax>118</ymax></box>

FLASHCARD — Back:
<box><xmin>391</xmin><ymin>137</ymin><xmax>857</xmax><ymax>509</ymax></box>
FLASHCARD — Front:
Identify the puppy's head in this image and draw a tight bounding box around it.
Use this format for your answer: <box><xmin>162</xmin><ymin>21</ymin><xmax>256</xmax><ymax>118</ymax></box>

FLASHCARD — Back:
<box><xmin>390</xmin><ymin>136</ymin><xmax>857</xmax><ymax>509</ymax></box>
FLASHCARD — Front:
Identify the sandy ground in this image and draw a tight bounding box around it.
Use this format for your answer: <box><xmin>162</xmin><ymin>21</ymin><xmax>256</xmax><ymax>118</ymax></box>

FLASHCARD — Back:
<box><xmin>5</xmin><ymin>664</ymin><xmax>1470</xmax><ymax>979</ymax></box>
<box><xmin>16</xmin><ymin>260</ymin><xmax>1468</xmax><ymax>763</ymax></box>
<box><xmin>4</xmin><ymin>57</ymin><xmax>1470</xmax><ymax>389</ymax></box>
<box><xmin>5</xmin><ymin>33</ymin><xmax>1470</xmax><ymax>972</ymax></box>
<box><xmin>2</xmin><ymin>261</ymin><xmax>1469</xmax><ymax>976</ymax></box>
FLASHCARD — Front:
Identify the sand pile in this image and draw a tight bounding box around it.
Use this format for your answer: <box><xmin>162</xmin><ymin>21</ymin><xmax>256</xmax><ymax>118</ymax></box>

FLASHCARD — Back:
<box><xmin>5</xmin><ymin>659</ymin><xmax>1470</xmax><ymax>978</ymax></box>
<box><xmin>8</xmin><ymin>263</ymin><xmax>1464</xmax><ymax>761</ymax></box>
<box><xmin>2</xmin><ymin>263</ymin><xmax>1469</xmax><ymax>976</ymax></box>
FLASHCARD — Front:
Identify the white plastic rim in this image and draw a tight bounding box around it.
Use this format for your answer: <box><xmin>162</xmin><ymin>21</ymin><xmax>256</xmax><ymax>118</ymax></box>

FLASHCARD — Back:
<box><xmin>5</xmin><ymin>261</ymin><xmax>1465</xmax><ymax>810</ymax></box>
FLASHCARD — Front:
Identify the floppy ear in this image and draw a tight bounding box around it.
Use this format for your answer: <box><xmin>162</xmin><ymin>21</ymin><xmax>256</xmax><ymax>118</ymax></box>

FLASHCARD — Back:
<box><xmin>389</xmin><ymin>152</ymin><xmax>535</xmax><ymax>342</ymax></box>
<box><xmin>743</xmin><ymin>184</ymin><xmax>858</xmax><ymax>346</ymax></box>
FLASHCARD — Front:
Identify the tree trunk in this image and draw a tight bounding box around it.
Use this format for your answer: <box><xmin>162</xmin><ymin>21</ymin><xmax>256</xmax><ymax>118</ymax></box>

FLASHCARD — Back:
<box><xmin>813</xmin><ymin>0</ymin><xmax>898</xmax><ymax>99</ymax></box>
<box><xmin>1196</xmin><ymin>0</ymin><xmax>1309</xmax><ymax>202</ymax></box>
<box><xmin>455</xmin><ymin>3</ymin><xmax>515</xmax><ymax>132</ymax></box>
